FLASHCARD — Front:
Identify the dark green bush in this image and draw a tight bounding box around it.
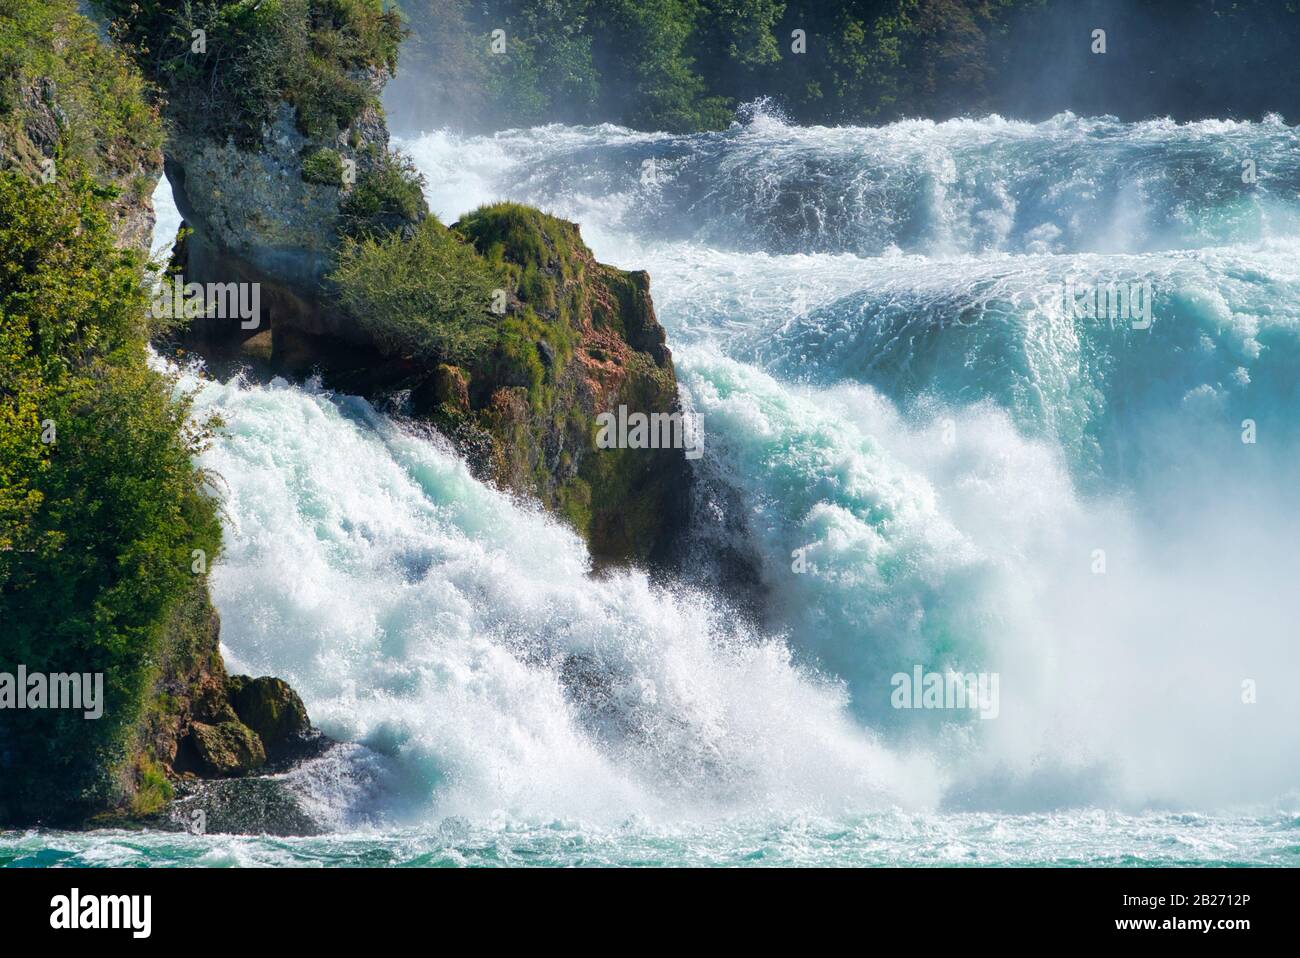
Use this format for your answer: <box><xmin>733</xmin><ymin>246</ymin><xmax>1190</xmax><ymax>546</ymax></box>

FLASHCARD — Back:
<box><xmin>301</xmin><ymin>146</ymin><xmax>345</xmax><ymax>185</ymax></box>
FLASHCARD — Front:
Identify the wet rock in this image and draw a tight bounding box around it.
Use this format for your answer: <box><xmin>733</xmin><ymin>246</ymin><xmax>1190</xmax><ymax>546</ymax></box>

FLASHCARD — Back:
<box><xmin>165</xmin><ymin>776</ymin><xmax>325</xmax><ymax>837</ymax></box>
<box><xmin>184</xmin><ymin>721</ymin><xmax>267</xmax><ymax>777</ymax></box>
<box><xmin>227</xmin><ymin>675</ymin><xmax>319</xmax><ymax>763</ymax></box>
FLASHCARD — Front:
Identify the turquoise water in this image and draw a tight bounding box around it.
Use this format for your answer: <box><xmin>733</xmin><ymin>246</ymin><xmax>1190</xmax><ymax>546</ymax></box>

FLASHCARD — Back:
<box><xmin>9</xmin><ymin>111</ymin><xmax>1300</xmax><ymax>866</ymax></box>
<box><xmin>7</xmin><ymin>811</ymin><xmax>1299</xmax><ymax>867</ymax></box>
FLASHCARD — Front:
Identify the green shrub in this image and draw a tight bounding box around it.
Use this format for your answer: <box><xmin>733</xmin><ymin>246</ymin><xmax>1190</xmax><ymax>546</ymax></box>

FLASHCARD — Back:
<box><xmin>301</xmin><ymin>146</ymin><xmax>345</xmax><ymax>185</ymax></box>
<box><xmin>338</xmin><ymin>152</ymin><xmax>426</xmax><ymax>238</ymax></box>
<box><xmin>131</xmin><ymin>757</ymin><xmax>175</xmax><ymax>815</ymax></box>
<box><xmin>330</xmin><ymin>215</ymin><xmax>499</xmax><ymax>363</ymax></box>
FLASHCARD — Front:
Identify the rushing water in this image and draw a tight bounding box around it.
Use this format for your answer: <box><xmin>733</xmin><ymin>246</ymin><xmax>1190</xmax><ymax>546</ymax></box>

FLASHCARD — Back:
<box><xmin>8</xmin><ymin>109</ymin><xmax>1300</xmax><ymax>867</ymax></box>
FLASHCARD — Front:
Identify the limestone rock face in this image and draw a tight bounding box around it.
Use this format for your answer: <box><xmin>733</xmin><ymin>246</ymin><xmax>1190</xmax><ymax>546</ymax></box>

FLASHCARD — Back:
<box><xmin>170</xmin><ymin>102</ymin><xmax>353</xmax><ymax>262</ymax></box>
<box><xmin>160</xmin><ymin>64</ymin><xmax>429</xmax><ymax>399</ymax></box>
<box><xmin>167</xmin><ymin>98</ymin><xmax>394</xmax><ymax>344</ymax></box>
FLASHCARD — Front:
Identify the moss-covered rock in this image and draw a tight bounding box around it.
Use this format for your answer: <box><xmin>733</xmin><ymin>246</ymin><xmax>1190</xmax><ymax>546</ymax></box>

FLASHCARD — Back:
<box><xmin>448</xmin><ymin>204</ymin><xmax>688</xmax><ymax>566</ymax></box>
<box><xmin>456</xmin><ymin>202</ymin><xmax>587</xmax><ymax>301</ymax></box>
<box><xmin>129</xmin><ymin>756</ymin><xmax>175</xmax><ymax>817</ymax></box>
<box><xmin>432</xmin><ymin>363</ymin><xmax>471</xmax><ymax>415</ymax></box>
<box><xmin>184</xmin><ymin>721</ymin><xmax>268</xmax><ymax>778</ymax></box>
<box><xmin>129</xmin><ymin>578</ymin><xmax>324</xmax><ymax>789</ymax></box>
<box><xmin>227</xmin><ymin>675</ymin><xmax>316</xmax><ymax>763</ymax></box>
<box><xmin>131</xmin><ymin>578</ymin><xmax>230</xmax><ymax>780</ymax></box>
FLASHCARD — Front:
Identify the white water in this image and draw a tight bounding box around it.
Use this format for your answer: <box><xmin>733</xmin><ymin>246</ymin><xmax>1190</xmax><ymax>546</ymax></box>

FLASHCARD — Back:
<box><xmin>144</xmin><ymin>110</ymin><xmax>1300</xmax><ymax>850</ymax></box>
<box><xmin>186</xmin><ymin>372</ymin><xmax>941</xmax><ymax>825</ymax></box>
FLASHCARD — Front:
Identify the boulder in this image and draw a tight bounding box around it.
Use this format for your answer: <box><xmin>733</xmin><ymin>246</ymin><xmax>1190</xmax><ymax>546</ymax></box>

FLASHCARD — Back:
<box><xmin>227</xmin><ymin>676</ymin><xmax>317</xmax><ymax>762</ymax></box>
<box><xmin>184</xmin><ymin>721</ymin><xmax>267</xmax><ymax>778</ymax></box>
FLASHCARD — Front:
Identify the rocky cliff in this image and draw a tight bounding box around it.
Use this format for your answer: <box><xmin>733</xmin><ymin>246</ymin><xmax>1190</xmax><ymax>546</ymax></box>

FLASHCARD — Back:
<box><xmin>166</xmin><ymin>93</ymin><xmax>400</xmax><ymax>346</ymax></box>
<box><xmin>124</xmin><ymin>581</ymin><xmax>325</xmax><ymax>817</ymax></box>
<box><xmin>437</xmin><ymin>204</ymin><xmax>687</xmax><ymax>565</ymax></box>
<box><xmin>100</xmin><ymin>0</ymin><xmax>690</xmax><ymax>567</ymax></box>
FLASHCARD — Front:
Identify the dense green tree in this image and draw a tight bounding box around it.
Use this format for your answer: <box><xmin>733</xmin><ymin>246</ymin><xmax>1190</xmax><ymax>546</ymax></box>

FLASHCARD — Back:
<box><xmin>384</xmin><ymin>0</ymin><xmax>1300</xmax><ymax>133</ymax></box>
<box><xmin>1</xmin><ymin>0</ymin><xmax>224</xmax><ymax>823</ymax></box>
<box><xmin>385</xmin><ymin>0</ymin><xmax>493</xmax><ymax>130</ymax></box>
<box><xmin>389</xmin><ymin>0</ymin><xmax>599</xmax><ymax>129</ymax></box>
<box><xmin>0</xmin><ymin>174</ymin><xmax>222</xmax><ymax>821</ymax></box>
<box><xmin>587</xmin><ymin>0</ymin><xmax>731</xmax><ymax>131</ymax></box>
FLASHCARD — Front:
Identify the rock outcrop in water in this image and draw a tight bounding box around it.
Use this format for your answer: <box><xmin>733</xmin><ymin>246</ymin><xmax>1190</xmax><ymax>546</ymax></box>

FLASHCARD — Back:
<box><xmin>422</xmin><ymin>204</ymin><xmax>687</xmax><ymax>565</ymax></box>
<box><xmin>146</xmin><ymin>584</ymin><xmax>326</xmax><ymax>784</ymax></box>
<box><xmin>108</xmin><ymin>2</ymin><xmax>689</xmax><ymax>567</ymax></box>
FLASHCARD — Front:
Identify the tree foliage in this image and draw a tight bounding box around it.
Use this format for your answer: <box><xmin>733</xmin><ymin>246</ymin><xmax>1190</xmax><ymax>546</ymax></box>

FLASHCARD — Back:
<box><xmin>389</xmin><ymin>0</ymin><xmax>1300</xmax><ymax>132</ymax></box>
<box><xmin>331</xmin><ymin>215</ymin><xmax>499</xmax><ymax>363</ymax></box>
<box><xmin>0</xmin><ymin>174</ymin><xmax>223</xmax><ymax>822</ymax></box>
<box><xmin>95</xmin><ymin>0</ymin><xmax>405</xmax><ymax>143</ymax></box>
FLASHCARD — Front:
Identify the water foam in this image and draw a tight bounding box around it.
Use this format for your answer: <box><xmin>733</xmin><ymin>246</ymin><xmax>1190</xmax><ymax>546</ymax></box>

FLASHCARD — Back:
<box><xmin>402</xmin><ymin>110</ymin><xmax>1300</xmax><ymax>258</ymax></box>
<box><xmin>180</xmin><ymin>369</ymin><xmax>940</xmax><ymax>825</ymax></box>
